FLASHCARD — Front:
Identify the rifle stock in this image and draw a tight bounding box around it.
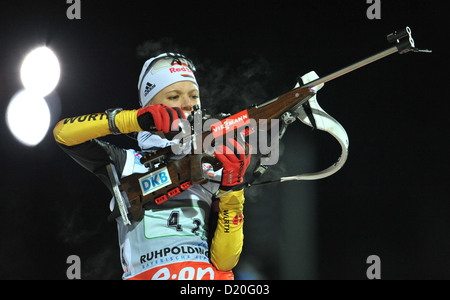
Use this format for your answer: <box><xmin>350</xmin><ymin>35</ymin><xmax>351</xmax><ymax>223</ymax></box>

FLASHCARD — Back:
<box><xmin>247</xmin><ymin>87</ymin><xmax>315</xmax><ymax>120</ymax></box>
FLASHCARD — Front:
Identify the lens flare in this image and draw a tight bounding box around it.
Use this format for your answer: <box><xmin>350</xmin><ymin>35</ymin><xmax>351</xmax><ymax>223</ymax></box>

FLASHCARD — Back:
<box><xmin>20</xmin><ymin>46</ymin><xmax>60</xmax><ymax>97</ymax></box>
<box><xmin>6</xmin><ymin>90</ymin><xmax>51</xmax><ymax>146</ymax></box>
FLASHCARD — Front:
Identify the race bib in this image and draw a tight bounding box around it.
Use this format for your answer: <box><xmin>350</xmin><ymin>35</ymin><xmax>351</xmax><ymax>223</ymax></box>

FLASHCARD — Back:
<box><xmin>143</xmin><ymin>206</ymin><xmax>207</xmax><ymax>241</ymax></box>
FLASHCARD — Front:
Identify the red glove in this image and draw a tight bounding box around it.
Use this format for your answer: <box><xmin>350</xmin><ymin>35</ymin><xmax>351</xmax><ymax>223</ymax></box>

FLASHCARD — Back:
<box><xmin>215</xmin><ymin>137</ymin><xmax>252</xmax><ymax>189</ymax></box>
<box><xmin>137</xmin><ymin>104</ymin><xmax>185</xmax><ymax>133</ymax></box>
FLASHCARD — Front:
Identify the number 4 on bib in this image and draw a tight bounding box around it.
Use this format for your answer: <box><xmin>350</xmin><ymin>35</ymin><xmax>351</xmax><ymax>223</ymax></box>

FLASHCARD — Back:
<box><xmin>167</xmin><ymin>211</ymin><xmax>182</xmax><ymax>231</ymax></box>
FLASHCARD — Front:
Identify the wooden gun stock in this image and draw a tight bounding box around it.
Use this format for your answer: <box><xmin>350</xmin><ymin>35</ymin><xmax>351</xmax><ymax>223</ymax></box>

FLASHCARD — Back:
<box><xmin>247</xmin><ymin>87</ymin><xmax>314</xmax><ymax>120</ymax></box>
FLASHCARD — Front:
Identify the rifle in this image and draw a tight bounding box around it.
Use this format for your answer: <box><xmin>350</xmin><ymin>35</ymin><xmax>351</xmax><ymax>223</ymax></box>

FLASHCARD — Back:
<box><xmin>112</xmin><ymin>26</ymin><xmax>431</xmax><ymax>225</ymax></box>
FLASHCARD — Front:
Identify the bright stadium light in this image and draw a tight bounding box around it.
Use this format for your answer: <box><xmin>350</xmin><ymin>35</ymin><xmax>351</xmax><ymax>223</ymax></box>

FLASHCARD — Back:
<box><xmin>20</xmin><ymin>46</ymin><xmax>60</xmax><ymax>97</ymax></box>
<box><xmin>6</xmin><ymin>90</ymin><xmax>51</xmax><ymax>147</ymax></box>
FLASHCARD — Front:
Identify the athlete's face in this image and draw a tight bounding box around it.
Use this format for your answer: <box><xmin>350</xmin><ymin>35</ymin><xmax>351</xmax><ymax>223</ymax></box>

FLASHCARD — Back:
<box><xmin>147</xmin><ymin>81</ymin><xmax>200</xmax><ymax>116</ymax></box>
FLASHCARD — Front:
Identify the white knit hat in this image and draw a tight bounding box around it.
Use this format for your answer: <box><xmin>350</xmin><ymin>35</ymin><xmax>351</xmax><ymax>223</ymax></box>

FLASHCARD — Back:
<box><xmin>137</xmin><ymin>53</ymin><xmax>198</xmax><ymax>107</ymax></box>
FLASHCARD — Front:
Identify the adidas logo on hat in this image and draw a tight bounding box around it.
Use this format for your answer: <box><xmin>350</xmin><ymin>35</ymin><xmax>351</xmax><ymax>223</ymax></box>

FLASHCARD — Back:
<box><xmin>144</xmin><ymin>82</ymin><xmax>156</xmax><ymax>97</ymax></box>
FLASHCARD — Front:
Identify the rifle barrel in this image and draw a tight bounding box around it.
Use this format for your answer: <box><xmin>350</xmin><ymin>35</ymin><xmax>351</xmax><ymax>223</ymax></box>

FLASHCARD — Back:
<box><xmin>303</xmin><ymin>45</ymin><xmax>399</xmax><ymax>88</ymax></box>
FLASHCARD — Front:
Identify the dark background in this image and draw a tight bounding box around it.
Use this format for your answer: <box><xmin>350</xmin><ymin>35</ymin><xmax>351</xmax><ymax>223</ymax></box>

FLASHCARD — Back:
<box><xmin>0</xmin><ymin>1</ymin><xmax>447</xmax><ymax>280</ymax></box>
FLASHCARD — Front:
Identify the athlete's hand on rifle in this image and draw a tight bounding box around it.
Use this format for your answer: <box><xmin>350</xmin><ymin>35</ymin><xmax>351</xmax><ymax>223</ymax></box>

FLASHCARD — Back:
<box><xmin>215</xmin><ymin>137</ymin><xmax>252</xmax><ymax>190</ymax></box>
<box><xmin>137</xmin><ymin>104</ymin><xmax>185</xmax><ymax>133</ymax></box>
